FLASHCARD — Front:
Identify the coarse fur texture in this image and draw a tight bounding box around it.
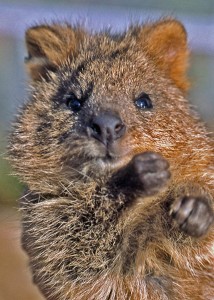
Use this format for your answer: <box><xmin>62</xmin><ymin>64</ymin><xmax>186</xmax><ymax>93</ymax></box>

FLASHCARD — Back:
<box><xmin>8</xmin><ymin>18</ymin><xmax>214</xmax><ymax>300</ymax></box>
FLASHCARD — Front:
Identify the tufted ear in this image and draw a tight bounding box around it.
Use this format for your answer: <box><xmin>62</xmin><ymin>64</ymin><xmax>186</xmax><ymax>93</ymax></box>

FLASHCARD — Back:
<box><xmin>139</xmin><ymin>19</ymin><xmax>190</xmax><ymax>92</ymax></box>
<box><xmin>25</xmin><ymin>24</ymin><xmax>85</xmax><ymax>81</ymax></box>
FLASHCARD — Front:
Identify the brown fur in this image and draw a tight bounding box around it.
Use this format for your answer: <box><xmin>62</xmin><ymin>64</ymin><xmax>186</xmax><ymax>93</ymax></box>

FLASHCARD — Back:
<box><xmin>8</xmin><ymin>18</ymin><xmax>214</xmax><ymax>300</ymax></box>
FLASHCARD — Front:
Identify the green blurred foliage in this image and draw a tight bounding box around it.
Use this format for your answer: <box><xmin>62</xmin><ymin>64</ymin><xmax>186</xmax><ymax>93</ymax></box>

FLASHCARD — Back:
<box><xmin>0</xmin><ymin>154</ymin><xmax>22</xmax><ymax>205</ymax></box>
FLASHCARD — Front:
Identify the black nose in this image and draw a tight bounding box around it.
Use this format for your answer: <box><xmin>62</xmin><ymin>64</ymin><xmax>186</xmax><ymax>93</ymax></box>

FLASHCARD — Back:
<box><xmin>88</xmin><ymin>112</ymin><xmax>126</xmax><ymax>145</ymax></box>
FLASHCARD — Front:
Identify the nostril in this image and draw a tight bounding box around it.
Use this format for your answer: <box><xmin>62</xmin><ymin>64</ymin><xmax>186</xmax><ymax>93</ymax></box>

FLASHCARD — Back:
<box><xmin>115</xmin><ymin>123</ymin><xmax>125</xmax><ymax>134</ymax></box>
<box><xmin>91</xmin><ymin>123</ymin><xmax>101</xmax><ymax>135</ymax></box>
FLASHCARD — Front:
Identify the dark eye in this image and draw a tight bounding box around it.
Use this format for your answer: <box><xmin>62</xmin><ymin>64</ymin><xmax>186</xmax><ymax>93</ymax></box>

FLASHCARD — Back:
<box><xmin>65</xmin><ymin>94</ymin><xmax>82</xmax><ymax>113</ymax></box>
<box><xmin>135</xmin><ymin>93</ymin><xmax>153</xmax><ymax>110</ymax></box>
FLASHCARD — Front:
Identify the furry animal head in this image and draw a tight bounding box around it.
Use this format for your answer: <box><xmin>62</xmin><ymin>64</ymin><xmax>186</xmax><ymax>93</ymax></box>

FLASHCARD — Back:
<box><xmin>9</xmin><ymin>18</ymin><xmax>191</xmax><ymax>194</ymax></box>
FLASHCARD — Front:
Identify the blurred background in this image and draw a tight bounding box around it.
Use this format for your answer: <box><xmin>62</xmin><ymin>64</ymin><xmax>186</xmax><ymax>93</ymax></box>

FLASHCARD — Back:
<box><xmin>0</xmin><ymin>1</ymin><xmax>213</xmax><ymax>299</ymax></box>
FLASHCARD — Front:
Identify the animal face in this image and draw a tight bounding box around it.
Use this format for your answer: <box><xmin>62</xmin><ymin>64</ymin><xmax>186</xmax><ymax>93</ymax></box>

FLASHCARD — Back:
<box><xmin>9</xmin><ymin>19</ymin><xmax>191</xmax><ymax>193</ymax></box>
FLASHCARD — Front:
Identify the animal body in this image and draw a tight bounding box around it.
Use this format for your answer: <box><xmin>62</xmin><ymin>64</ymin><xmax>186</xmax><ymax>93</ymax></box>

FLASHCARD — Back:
<box><xmin>9</xmin><ymin>18</ymin><xmax>214</xmax><ymax>300</ymax></box>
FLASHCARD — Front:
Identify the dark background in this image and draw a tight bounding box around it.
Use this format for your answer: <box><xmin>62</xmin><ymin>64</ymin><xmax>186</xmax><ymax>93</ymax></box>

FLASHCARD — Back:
<box><xmin>0</xmin><ymin>1</ymin><xmax>213</xmax><ymax>299</ymax></box>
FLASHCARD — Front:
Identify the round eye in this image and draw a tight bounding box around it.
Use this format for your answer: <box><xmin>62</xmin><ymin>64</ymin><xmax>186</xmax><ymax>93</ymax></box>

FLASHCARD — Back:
<box><xmin>135</xmin><ymin>93</ymin><xmax>153</xmax><ymax>110</ymax></box>
<box><xmin>65</xmin><ymin>94</ymin><xmax>82</xmax><ymax>113</ymax></box>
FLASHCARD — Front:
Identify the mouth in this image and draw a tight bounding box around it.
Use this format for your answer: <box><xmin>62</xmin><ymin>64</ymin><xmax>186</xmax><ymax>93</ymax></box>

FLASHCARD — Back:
<box><xmin>88</xmin><ymin>139</ymin><xmax>134</xmax><ymax>174</ymax></box>
<box><xmin>96</xmin><ymin>152</ymin><xmax>132</xmax><ymax>172</ymax></box>
<box><xmin>66</xmin><ymin>137</ymin><xmax>133</xmax><ymax>175</ymax></box>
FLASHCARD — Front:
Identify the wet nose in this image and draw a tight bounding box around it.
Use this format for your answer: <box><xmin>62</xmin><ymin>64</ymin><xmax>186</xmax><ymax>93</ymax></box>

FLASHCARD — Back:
<box><xmin>88</xmin><ymin>112</ymin><xmax>126</xmax><ymax>145</ymax></box>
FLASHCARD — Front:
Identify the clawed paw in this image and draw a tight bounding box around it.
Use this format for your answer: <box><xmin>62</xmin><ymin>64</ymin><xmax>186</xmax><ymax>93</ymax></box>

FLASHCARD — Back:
<box><xmin>131</xmin><ymin>152</ymin><xmax>171</xmax><ymax>196</ymax></box>
<box><xmin>170</xmin><ymin>196</ymin><xmax>214</xmax><ymax>237</ymax></box>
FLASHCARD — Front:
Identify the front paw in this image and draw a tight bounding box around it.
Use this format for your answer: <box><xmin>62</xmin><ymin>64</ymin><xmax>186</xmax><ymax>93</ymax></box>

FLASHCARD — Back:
<box><xmin>170</xmin><ymin>196</ymin><xmax>214</xmax><ymax>237</ymax></box>
<box><xmin>130</xmin><ymin>152</ymin><xmax>171</xmax><ymax>196</ymax></box>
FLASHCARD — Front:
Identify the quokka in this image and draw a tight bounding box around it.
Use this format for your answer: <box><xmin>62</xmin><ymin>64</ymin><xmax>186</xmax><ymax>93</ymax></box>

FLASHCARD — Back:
<box><xmin>8</xmin><ymin>18</ymin><xmax>214</xmax><ymax>300</ymax></box>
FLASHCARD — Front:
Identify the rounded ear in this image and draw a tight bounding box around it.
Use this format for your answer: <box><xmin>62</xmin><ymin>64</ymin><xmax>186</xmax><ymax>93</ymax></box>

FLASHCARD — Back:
<box><xmin>25</xmin><ymin>24</ymin><xmax>85</xmax><ymax>81</ymax></box>
<box><xmin>138</xmin><ymin>18</ymin><xmax>190</xmax><ymax>92</ymax></box>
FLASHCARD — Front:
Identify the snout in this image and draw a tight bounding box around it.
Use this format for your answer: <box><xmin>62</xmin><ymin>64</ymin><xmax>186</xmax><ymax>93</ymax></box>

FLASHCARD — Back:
<box><xmin>86</xmin><ymin>112</ymin><xmax>126</xmax><ymax>146</ymax></box>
